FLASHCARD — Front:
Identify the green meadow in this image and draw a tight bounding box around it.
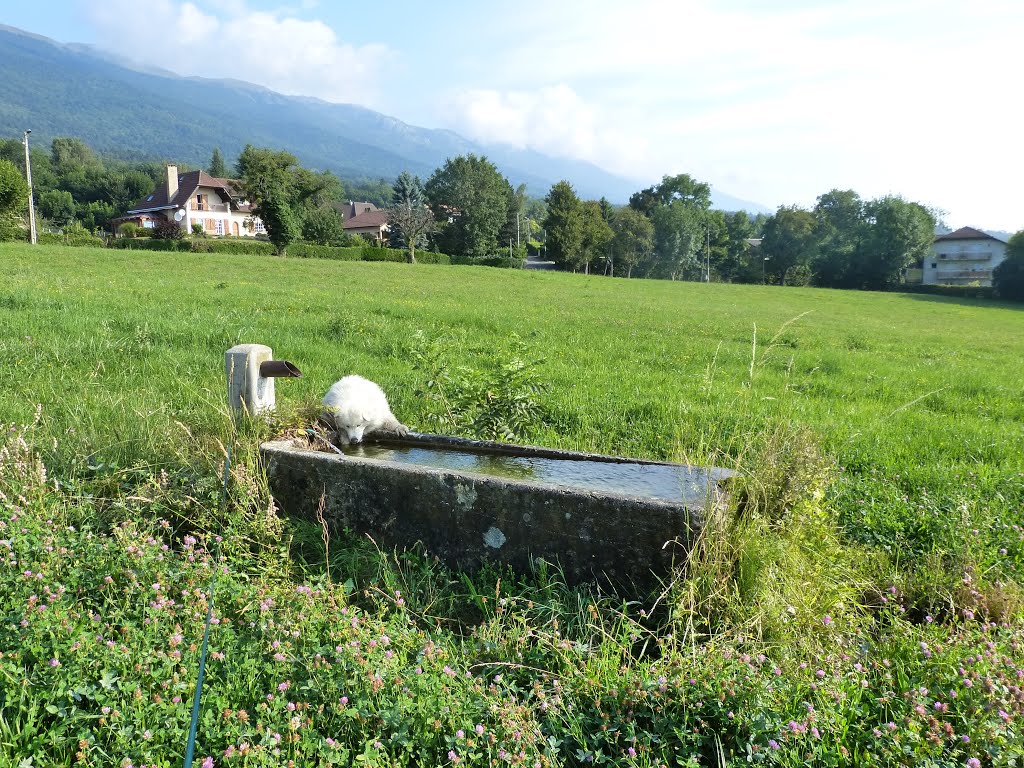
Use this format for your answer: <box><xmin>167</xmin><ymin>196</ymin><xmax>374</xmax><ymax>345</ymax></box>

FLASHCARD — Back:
<box><xmin>2</xmin><ymin>242</ymin><xmax>1023</xmax><ymax>766</ymax></box>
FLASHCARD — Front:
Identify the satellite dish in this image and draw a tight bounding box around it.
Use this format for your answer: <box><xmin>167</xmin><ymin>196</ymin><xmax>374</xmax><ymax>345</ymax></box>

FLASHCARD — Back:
<box><xmin>174</xmin><ymin>209</ymin><xmax>185</xmax><ymax>222</ymax></box>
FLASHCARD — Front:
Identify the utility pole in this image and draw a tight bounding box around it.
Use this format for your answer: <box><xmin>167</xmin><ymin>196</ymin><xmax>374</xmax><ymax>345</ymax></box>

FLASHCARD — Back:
<box><xmin>23</xmin><ymin>130</ymin><xmax>37</xmax><ymax>245</ymax></box>
<box><xmin>705</xmin><ymin>225</ymin><xmax>711</xmax><ymax>282</ymax></box>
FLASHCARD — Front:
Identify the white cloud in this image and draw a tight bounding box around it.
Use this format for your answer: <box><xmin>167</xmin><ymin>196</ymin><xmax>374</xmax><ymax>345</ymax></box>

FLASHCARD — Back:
<box><xmin>81</xmin><ymin>0</ymin><xmax>390</xmax><ymax>106</ymax></box>
<box><xmin>440</xmin><ymin>0</ymin><xmax>1024</xmax><ymax>229</ymax></box>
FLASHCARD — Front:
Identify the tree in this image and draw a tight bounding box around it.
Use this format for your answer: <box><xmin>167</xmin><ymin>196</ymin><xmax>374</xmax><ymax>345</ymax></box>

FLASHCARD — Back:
<box><xmin>812</xmin><ymin>189</ymin><xmax>865</xmax><ymax>288</ymax></box>
<box><xmin>993</xmin><ymin>231</ymin><xmax>1024</xmax><ymax>301</ymax></box>
<box><xmin>103</xmin><ymin>170</ymin><xmax>155</xmax><ymax>213</ymax></box>
<box><xmin>51</xmin><ymin>137</ymin><xmax>101</xmax><ymax>175</ymax></box>
<box><xmin>0</xmin><ymin>159</ymin><xmax>29</xmax><ymax>240</ymax></box>
<box><xmin>260</xmin><ymin>192</ymin><xmax>299</xmax><ymax>255</ymax></box>
<box><xmin>629</xmin><ymin>174</ymin><xmax>712</xmax><ymax>218</ymax></box>
<box><xmin>856</xmin><ymin>197</ymin><xmax>935</xmax><ymax>290</ymax></box>
<box><xmin>542</xmin><ymin>181</ymin><xmax>585</xmax><ymax>270</ymax></box>
<box><xmin>39</xmin><ymin>189</ymin><xmax>76</xmax><ymax>227</ymax></box>
<box><xmin>610</xmin><ymin>206</ymin><xmax>653</xmax><ymax>278</ymax></box>
<box><xmin>579</xmin><ymin>200</ymin><xmax>614</xmax><ymax>275</ymax></box>
<box><xmin>649</xmin><ymin>201</ymin><xmax>705</xmax><ymax>280</ymax></box>
<box><xmin>760</xmin><ymin>206</ymin><xmax>817</xmax><ymax>284</ymax></box>
<box><xmin>208</xmin><ymin>147</ymin><xmax>227</xmax><ymax>178</ymax></box>
<box><xmin>424</xmin><ymin>154</ymin><xmax>513</xmax><ymax>263</ymax></box>
<box><xmin>718</xmin><ymin>210</ymin><xmax>756</xmax><ymax>282</ymax></box>
<box><xmin>387</xmin><ymin>171</ymin><xmax>434</xmax><ymax>263</ymax></box>
<box><xmin>236</xmin><ymin>145</ymin><xmax>300</xmax><ymax>254</ymax></box>
<box><xmin>301</xmin><ymin>205</ymin><xmax>345</xmax><ymax>246</ymax></box>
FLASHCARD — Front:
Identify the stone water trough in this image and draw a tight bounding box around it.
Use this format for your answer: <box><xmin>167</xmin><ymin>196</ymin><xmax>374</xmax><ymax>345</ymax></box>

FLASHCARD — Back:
<box><xmin>261</xmin><ymin>433</ymin><xmax>736</xmax><ymax>589</ymax></box>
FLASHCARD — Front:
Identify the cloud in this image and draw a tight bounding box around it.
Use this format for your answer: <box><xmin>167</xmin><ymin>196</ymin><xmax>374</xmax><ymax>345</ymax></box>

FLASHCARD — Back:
<box><xmin>440</xmin><ymin>0</ymin><xmax>1024</xmax><ymax>228</ymax></box>
<box><xmin>443</xmin><ymin>85</ymin><xmax>652</xmax><ymax>181</ymax></box>
<box><xmin>81</xmin><ymin>0</ymin><xmax>390</xmax><ymax>106</ymax></box>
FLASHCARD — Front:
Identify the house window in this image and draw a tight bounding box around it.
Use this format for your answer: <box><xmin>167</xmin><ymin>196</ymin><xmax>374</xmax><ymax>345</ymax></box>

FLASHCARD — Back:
<box><xmin>216</xmin><ymin>220</ymin><xmax>224</xmax><ymax>236</ymax></box>
<box><xmin>196</xmin><ymin>194</ymin><xmax>207</xmax><ymax>211</ymax></box>
<box><xmin>939</xmin><ymin>253</ymin><xmax>947</xmax><ymax>259</ymax></box>
<box><xmin>930</xmin><ymin>262</ymin><xmax>937</xmax><ymax>269</ymax></box>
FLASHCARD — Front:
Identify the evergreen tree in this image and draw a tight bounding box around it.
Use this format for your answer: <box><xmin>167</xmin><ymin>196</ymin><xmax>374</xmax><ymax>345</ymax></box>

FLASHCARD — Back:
<box><xmin>543</xmin><ymin>181</ymin><xmax>585</xmax><ymax>271</ymax></box>
<box><xmin>208</xmin><ymin>147</ymin><xmax>227</xmax><ymax>178</ymax></box>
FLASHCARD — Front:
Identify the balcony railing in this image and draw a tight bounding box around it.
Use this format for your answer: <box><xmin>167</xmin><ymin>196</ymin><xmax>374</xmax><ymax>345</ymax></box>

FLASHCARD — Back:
<box><xmin>935</xmin><ymin>252</ymin><xmax>993</xmax><ymax>262</ymax></box>
<box><xmin>192</xmin><ymin>203</ymin><xmax>231</xmax><ymax>213</ymax></box>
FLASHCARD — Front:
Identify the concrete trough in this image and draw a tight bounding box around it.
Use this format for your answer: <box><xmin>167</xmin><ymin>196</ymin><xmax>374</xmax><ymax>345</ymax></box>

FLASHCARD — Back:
<box><xmin>260</xmin><ymin>433</ymin><xmax>735</xmax><ymax>589</ymax></box>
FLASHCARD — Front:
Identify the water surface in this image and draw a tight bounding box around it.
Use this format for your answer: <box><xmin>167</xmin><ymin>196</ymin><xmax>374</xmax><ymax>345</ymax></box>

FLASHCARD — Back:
<box><xmin>342</xmin><ymin>443</ymin><xmax>714</xmax><ymax>504</ymax></box>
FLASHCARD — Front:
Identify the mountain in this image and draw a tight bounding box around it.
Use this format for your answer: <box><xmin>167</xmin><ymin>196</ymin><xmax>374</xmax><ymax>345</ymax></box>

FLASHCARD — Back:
<box><xmin>0</xmin><ymin>24</ymin><xmax>768</xmax><ymax>212</ymax></box>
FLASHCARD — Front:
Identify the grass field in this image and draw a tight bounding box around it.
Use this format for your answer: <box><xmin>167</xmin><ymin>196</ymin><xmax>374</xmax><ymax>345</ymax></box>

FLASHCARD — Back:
<box><xmin>2</xmin><ymin>242</ymin><xmax>1023</xmax><ymax>766</ymax></box>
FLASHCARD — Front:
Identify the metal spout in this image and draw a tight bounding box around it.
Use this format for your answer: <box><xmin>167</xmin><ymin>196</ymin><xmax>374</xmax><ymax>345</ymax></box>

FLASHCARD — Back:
<box><xmin>259</xmin><ymin>360</ymin><xmax>303</xmax><ymax>378</ymax></box>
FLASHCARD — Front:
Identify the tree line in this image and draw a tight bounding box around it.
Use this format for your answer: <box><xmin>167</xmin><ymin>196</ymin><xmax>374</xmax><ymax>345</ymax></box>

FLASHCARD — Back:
<box><xmin>539</xmin><ymin>176</ymin><xmax>942</xmax><ymax>290</ymax></box>
<box><xmin>5</xmin><ymin>135</ymin><xmax>1017</xmax><ymax>297</ymax></box>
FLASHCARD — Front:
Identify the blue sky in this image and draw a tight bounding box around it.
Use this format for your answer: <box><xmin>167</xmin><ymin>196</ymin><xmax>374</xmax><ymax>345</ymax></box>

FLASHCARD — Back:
<box><xmin>6</xmin><ymin>0</ymin><xmax>1022</xmax><ymax>230</ymax></box>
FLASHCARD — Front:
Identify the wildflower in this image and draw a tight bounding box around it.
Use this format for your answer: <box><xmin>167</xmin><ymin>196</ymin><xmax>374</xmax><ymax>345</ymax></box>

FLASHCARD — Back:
<box><xmin>822</xmin><ymin>615</ymin><xmax>832</xmax><ymax>626</ymax></box>
<box><xmin>475</xmin><ymin>724</ymin><xmax>485</xmax><ymax>736</ymax></box>
<box><xmin>628</xmin><ymin>747</ymin><xmax>637</xmax><ymax>757</ymax></box>
<box><xmin>278</xmin><ymin>680</ymin><xmax>290</xmax><ymax>692</ymax></box>
<box><xmin>201</xmin><ymin>758</ymin><xmax>214</xmax><ymax>768</ymax></box>
<box><xmin>768</xmin><ymin>740</ymin><xmax>780</xmax><ymax>750</ymax></box>
<box><xmin>49</xmin><ymin>658</ymin><xmax>60</xmax><ymax>667</ymax></box>
<box><xmin>457</xmin><ymin>730</ymin><xmax>465</xmax><ymax>739</ymax></box>
<box><xmin>968</xmin><ymin>760</ymin><xmax>981</xmax><ymax>768</ymax></box>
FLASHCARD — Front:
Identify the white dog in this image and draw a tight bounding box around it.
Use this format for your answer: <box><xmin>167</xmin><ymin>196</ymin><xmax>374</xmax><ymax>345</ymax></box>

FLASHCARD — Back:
<box><xmin>321</xmin><ymin>375</ymin><xmax>409</xmax><ymax>444</ymax></box>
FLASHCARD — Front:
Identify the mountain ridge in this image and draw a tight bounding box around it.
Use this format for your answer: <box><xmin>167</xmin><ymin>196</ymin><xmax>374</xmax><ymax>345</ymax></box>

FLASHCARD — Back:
<box><xmin>0</xmin><ymin>24</ymin><xmax>770</xmax><ymax>212</ymax></box>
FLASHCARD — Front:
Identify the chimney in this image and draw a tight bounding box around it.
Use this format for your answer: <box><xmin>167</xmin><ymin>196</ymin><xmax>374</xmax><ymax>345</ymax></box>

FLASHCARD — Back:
<box><xmin>166</xmin><ymin>165</ymin><xmax>179</xmax><ymax>202</ymax></box>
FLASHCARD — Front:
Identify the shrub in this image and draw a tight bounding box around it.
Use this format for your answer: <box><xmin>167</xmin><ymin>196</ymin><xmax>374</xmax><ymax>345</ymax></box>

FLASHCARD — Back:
<box><xmin>784</xmin><ymin>264</ymin><xmax>813</xmax><ymax>286</ymax></box>
<box><xmin>993</xmin><ymin>231</ymin><xmax>1024</xmax><ymax>301</ymax></box>
<box><xmin>898</xmin><ymin>284</ymin><xmax>996</xmax><ymax>300</ymax></box>
<box><xmin>201</xmin><ymin>239</ymin><xmax>275</xmax><ymax>256</ymax></box>
<box><xmin>39</xmin><ymin>221</ymin><xmax>105</xmax><ymax>247</ymax></box>
<box><xmin>152</xmin><ymin>217</ymin><xmax>185</xmax><ymax>240</ymax></box>
<box><xmin>117</xmin><ymin>222</ymin><xmax>141</xmax><ymax>238</ymax></box>
<box><xmin>288</xmin><ymin>243</ymin><xmax>363</xmax><ymax>261</ymax></box>
<box><xmin>109</xmin><ymin>237</ymin><xmax>192</xmax><ymax>252</ymax></box>
<box><xmin>191</xmin><ymin>222</ymin><xmax>205</xmax><ymax>237</ymax></box>
<box><xmin>360</xmin><ymin>245</ymin><xmax>405</xmax><ymax>262</ymax></box>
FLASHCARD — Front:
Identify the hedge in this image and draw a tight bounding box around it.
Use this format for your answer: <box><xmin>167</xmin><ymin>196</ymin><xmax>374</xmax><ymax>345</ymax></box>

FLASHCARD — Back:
<box><xmin>108</xmin><ymin>237</ymin><xmax>449</xmax><ymax>264</ymax></box>
<box><xmin>898</xmin><ymin>283</ymin><xmax>996</xmax><ymax>300</ymax></box>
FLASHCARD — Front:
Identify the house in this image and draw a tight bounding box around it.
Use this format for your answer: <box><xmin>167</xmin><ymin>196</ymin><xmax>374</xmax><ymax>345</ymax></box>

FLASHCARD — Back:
<box><xmin>922</xmin><ymin>227</ymin><xmax>1009</xmax><ymax>286</ymax></box>
<box><xmin>334</xmin><ymin>201</ymin><xmax>379</xmax><ymax>222</ymax></box>
<box><xmin>117</xmin><ymin>165</ymin><xmax>263</xmax><ymax>236</ymax></box>
<box><xmin>343</xmin><ymin>209</ymin><xmax>390</xmax><ymax>242</ymax></box>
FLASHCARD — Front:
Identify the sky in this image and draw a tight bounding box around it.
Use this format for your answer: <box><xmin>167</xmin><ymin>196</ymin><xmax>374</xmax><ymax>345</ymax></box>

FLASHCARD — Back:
<box><xmin>5</xmin><ymin>0</ymin><xmax>1022</xmax><ymax>230</ymax></box>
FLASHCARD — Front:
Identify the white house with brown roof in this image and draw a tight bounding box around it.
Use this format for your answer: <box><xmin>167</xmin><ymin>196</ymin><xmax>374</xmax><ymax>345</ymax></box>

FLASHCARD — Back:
<box><xmin>923</xmin><ymin>226</ymin><xmax>1008</xmax><ymax>286</ymax></box>
<box><xmin>343</xmin><ymin>209</ymin><xmax>390</xmax><ymax>242</ymax></box>
<box><xmin>119</xmin><ymin>165</ymin><xmax>264</xmax><ymax>236</ymax></box>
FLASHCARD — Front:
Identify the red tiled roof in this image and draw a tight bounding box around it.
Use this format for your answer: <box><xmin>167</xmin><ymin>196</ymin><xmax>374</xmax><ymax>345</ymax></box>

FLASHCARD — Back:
<box><xmin>934</xmin><ymin>226</ymin><xmax>1000</xmax><ymax>242</ymax></box>
<box><xmin>343</xmin><ymin>210</ymin><xmax>389</xmax><ymax>229</ymax></box>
